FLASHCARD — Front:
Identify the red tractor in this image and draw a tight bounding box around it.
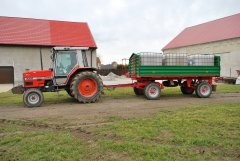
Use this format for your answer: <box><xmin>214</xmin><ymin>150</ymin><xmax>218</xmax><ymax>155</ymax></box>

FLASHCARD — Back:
<box><xmin>13</xmin><ymin>47</ymin><xmax>103</xmax><ymax>107</ymax></box>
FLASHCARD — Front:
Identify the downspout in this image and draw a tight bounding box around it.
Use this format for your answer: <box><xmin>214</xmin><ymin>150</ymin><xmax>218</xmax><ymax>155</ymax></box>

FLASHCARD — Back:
<box><xmin>40</xmin><ymin>47</ymin><xmax>43</xmax><ymax>70</ymax></box>
<box><xmin>90</xmin><ymin>49</ymin><xmax>93</xmax><ymax>67</ymax></box>
<box><xmin>12</xmin><ymin>60</ymin><xmax>15</xmax><ymax>86</ymax></box>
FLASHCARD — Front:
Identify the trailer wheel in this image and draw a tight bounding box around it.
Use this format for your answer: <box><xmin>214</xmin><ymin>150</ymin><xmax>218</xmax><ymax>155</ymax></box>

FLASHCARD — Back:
<box><xmin>195</xmin><ymin>86</ymin><xmax>200</xmax><ymax>98</ymax></box>
<box><xmin>195</xmin><ymin>82</ymin><xmax>212</xmax><ymax>98</ymax></box>
<box><xmin>133</xmin><ymin>87</ymin><xmax>143</xmax><ymax>95</ymax></box>
<box><xmin>23</xmin><ymin>88</ymin><xmax>44</xmax><ymax>107</ymax></box>
<box><xmin>180</xmin><ymin>81</ymin><xmax>194</xmax><ymax>95</ymax></box>
<box><xmin>144</xmin><ymin>83</ymin><xmax>161</xmax><ymax>100</ymax></box>
<box><xmin>70</xmin><ymin>71</ymin><xmax>103</xmax><ymax>103</ymax></box>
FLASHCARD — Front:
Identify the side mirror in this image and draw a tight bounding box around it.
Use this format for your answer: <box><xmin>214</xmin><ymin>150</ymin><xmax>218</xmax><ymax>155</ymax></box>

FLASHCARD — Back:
<box><xmin>49</xmin><ymin>68</ymin><xmax>53</xmax><ymax>71</ymax></box>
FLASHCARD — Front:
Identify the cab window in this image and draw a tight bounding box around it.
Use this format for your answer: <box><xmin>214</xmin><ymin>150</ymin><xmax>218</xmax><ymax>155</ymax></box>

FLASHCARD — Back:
<box><xmin>55</xmin><ymin>51</ymin><xmax>77</xmax><ymax>76</ymax></box>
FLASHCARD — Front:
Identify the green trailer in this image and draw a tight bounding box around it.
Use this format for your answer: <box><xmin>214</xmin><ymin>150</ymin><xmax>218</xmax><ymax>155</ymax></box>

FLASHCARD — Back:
<box><xmin>126</xmin><ymin>52</ymin><xmax>221</xmax><ymax>99</ymax></box>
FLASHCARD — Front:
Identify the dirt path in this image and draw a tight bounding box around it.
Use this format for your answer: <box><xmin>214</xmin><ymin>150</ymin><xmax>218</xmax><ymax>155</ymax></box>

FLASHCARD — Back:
<box><xmin>0</xmin><ymin>93</ymin><xmax>239</xmax><ymax>127</ymax></box>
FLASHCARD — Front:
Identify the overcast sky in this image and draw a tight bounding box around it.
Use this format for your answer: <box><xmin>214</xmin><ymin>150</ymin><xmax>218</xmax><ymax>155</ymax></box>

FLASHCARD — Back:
<box><xmin>1</xmin><ymin>0</ymin><xmax>240</xmax><ymax>64</ymax></box>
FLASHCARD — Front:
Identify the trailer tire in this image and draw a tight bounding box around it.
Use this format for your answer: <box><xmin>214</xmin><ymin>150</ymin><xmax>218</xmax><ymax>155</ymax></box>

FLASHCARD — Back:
<box><xmin>23</xmin><ymin>88</ymin><xmax>44</xmax><ymax>107</ymax></box>
<box><xmin>195</xmin><ymin>84</ymin><xmax>200</xmax><ymax>98</ymax></box>
<box><xmin>133</xmin><ymin>87</ymin><xmax>143</xmax><ymax>95</ymax></box>
<box><xmin>195</xmin><ymin>88</ymin><xmax>200</xmax><ymax>97</ymax></box>
<box><xmin>180</xmin><ymin>82</ymin><xmax>194</xmax><ymax>95</ymax></box>
<box><xmin>144</xmin><ymin>83</ymin><xmax>161</xmax><ymax>100</ymax></box>
<box><xmin>195</xmin><ymin>82</ymin><xmax>212</xmax><ymax>98</ymax></box>
<box><xmin>70</xmin><ymin>71</ymin><xmax>103</xmax><ymax>103</ymax></box>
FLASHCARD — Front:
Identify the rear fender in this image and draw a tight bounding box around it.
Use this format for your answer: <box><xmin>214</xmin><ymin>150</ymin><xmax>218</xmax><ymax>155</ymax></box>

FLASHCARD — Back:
<box><xmin>65</xmin><ymin>66</ymin><xmax>95</xmax><ymax>85</ymax></box>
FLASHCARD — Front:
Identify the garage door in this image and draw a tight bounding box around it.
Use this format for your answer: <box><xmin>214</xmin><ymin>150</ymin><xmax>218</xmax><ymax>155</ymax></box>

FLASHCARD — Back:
<box><xmin>0</xmin><ymin>66</ymin><xmax>14</xmax><ymax>84</ymax></box>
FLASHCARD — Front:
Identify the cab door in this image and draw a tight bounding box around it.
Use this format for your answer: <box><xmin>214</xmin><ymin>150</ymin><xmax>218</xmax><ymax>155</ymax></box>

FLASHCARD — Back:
<box><xmin>54</xmin><ymin>50</ymin><xmax>77</xmax><ymax>85</ymax></box>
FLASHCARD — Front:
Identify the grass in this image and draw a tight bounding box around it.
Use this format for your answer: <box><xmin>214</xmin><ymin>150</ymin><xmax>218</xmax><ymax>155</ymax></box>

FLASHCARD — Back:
<box><xmin>1</xmin><ymin>103</ymin><xmax>239</xmax><ymax>160</ymax></box>
<box><xmin>0</xmin><ymin>84</ymin><xmax>239</xmax><ymax>106</ymax></box>
<box><xmin>96</xmin><ymin>103</ymin><xmax>240</xmax><ymax>160</ymax></box>
<box><xmin>0</xmin><ymin>125</ymin><xmax>86</xmax><ymax>161</ymax></box>
<box><xmin>216</xmin><ymin>83</ymin><xmax>240</xmax><ymax>93</ymax></box>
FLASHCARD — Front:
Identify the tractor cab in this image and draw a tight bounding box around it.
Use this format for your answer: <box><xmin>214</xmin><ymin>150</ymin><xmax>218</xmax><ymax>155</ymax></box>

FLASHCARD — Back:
<box><xmin>51</xmin><ymin>47</ymin><xmax>94</xmax><ymax>85</ymax></box>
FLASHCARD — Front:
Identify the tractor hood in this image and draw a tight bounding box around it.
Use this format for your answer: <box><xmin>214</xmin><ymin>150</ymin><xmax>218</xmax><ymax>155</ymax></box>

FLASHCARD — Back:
<box><xmin>23</xmin><ymin>70</ymin><xmax>53</xmax><ymax>80</ymax></box>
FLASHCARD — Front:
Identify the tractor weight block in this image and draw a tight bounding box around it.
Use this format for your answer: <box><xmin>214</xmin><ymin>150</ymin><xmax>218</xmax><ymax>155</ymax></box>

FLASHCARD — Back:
<box><xmin>12</xmin><ymin>85</ymin><xmax>24</xmax><ymax>94</ymax></box>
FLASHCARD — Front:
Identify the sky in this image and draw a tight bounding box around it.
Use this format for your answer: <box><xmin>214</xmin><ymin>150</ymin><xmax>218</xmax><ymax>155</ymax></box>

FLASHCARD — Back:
<box><xmin>1</xmin><ymin>0</ymin><xmax>240</xmax><ymax>64</ymax></box>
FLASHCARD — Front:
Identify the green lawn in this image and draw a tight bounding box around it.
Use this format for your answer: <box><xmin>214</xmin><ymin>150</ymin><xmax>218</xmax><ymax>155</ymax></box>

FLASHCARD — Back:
<box><xmin>0</xmin><ymin>84</ymin><xmax>239</xmax><ymax>106</ymax></box>
<box><xmin>97</xmin><ymin>103</ymin><xmax>240</xmax><ymax>160</ymax></box>
<box><xmin>215</xmin><ymin>84</ymin><xmax>240</xmax><ymax>93</ymax></box>
<box><xmin>1</xmin><ymin>103</ymin><xmax>239</xmax><ymax>160</ymax></box>
<box><xmin>0</xmin><ymin>125</ymin><xmax>85</xmax><ymax>161</ymax></box>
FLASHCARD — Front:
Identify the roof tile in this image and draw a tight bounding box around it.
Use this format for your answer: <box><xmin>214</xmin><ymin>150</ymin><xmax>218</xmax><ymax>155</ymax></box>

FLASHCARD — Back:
<box><xmin>162</xmin><ymin>13</ymin><xmax>240</xmax><ymax>50</ymax></box>
<box><xmin>0</xmin><ymin>17</ymin><xmax>97</xmax><ymax>48</ymax></box>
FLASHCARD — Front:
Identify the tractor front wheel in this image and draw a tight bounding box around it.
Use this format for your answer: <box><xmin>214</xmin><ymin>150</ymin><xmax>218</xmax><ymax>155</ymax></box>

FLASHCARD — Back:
<box><xmin>23</xmin><ymin>88</ymin><xmax>44</xmax><ymax>107</ymax></box>
<box><xmin>70</xmin><ymin>71</ymin><xmax>103</xmax><ymax>103</ymax></box>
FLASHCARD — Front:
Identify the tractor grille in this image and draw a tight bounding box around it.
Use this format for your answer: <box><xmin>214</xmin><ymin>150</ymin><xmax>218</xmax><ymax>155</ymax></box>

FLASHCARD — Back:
<box><xmin>25</xmin><ymin>81</ymin><xmax>33</xmax><ymax>86</ymax></box>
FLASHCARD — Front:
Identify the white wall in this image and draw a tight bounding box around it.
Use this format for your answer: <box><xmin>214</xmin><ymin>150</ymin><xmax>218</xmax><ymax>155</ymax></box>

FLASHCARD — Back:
<box><xmin>216</xmin><ymin>51</ymin><xmax>239</xmax><ymax>77</ymax></box>
<box><xmin>0</xmin><ymin>46</ymin><xmax>52</xmax><ymax>84</ymax></box>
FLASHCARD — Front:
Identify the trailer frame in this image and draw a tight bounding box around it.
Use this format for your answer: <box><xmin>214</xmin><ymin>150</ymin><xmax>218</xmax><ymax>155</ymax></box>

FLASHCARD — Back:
<box><xmin>104</xmin><ymin>74</ymin><xmax>216</xmax><ymax>99</ymax></box>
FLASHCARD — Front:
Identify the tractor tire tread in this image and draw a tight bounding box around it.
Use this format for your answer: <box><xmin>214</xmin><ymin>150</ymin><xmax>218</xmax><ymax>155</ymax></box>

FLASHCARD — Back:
<box><xmin>70</xmin><ymin>71</ymin><xmax>103</xmax><ymax>103</ymax></box>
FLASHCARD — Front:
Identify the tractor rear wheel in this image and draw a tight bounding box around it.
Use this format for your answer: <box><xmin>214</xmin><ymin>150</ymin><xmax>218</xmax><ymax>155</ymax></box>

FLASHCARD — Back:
<box><xmin>70</xmin><ymin>71</ymin><xmax>103</xmax><ymax>103</ymax></box>
<box><xmin>66</xmin><ymin>88</ymin><xmax>74</xmax><ymax>97</ymax></box>
<box><xmin>195</xmin><ymin>82</ymin><xmax>212</xmax><ymax>98</ymax></box>
<box><xmin>133</xmin><ymin>87</ymin><xmax>143</xmax><ymax>95</ymax></box>
<box><xmin>23</xmin><ymin>88</ymin><xmax>44</xmax><ymax>107</ymax></box>
<box><xmin>144</xmin><ymin>83</ymin><xmax>161</xmax><ymax>100</ymax></box>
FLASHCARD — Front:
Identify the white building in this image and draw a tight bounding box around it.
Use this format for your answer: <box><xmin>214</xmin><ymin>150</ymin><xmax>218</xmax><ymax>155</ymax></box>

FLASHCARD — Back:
<box><xmin>162</xmin><ymin>13</ymin><xmax>240</xmax><ymax>77</ymax></box>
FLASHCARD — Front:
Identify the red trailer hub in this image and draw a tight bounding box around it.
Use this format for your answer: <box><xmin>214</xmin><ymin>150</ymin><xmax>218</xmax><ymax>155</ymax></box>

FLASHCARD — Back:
<box><xmin>150</xmin><ymin>88</ymin><xmax>155</xmax><ymax>94</ymax></box>
<box><xmin>201</xmin><ymin>87</ymin><xmax>207</xmax><ymax>93</ymax></box>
